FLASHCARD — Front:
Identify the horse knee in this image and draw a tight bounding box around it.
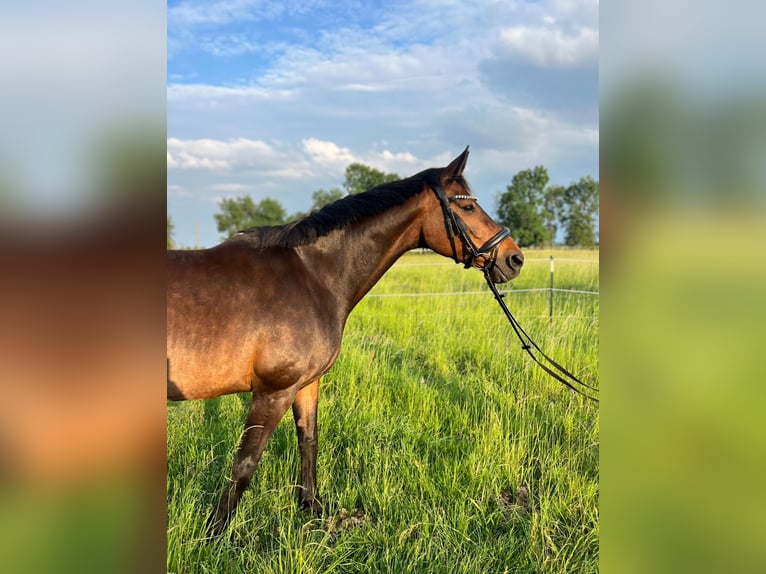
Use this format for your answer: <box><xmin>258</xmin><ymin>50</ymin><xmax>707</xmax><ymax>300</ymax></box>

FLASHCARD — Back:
<box><xmin>232</xmin><ymin>455</ymin><xmax>257</xmax><ymax>484</ymax></box>
<box><xmin>300</xmin><ymin>433</ymin><xmax>317</xmax><ymax>447</ymax></box>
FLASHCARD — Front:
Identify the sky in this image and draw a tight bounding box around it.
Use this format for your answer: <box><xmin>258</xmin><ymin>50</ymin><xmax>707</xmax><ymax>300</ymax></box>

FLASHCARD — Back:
<box><xmin>167</xmin><ymin>0</ymin><xmax>599</xmax><ymax>248</ymax></box>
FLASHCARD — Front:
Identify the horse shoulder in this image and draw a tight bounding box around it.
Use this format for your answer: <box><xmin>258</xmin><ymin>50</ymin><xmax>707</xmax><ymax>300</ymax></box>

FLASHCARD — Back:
<box><xmin>241</xmin><ymin>248</ymin><xmax>346</xmax><ymax>391</ymax></box>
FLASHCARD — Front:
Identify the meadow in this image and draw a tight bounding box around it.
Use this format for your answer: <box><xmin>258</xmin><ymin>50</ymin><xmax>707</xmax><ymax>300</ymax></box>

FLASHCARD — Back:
<box><xmin>167</xmin><ymin>248</ymin><xmax>599</xmax><ymax>573</ymax></box>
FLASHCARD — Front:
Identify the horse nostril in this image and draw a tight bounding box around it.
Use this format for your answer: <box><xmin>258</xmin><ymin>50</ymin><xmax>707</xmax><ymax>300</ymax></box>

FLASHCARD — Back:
<box><xmin>510</xmin><ymin>252</ymin><xmax>524</xmax><ymax>269</ymax></box>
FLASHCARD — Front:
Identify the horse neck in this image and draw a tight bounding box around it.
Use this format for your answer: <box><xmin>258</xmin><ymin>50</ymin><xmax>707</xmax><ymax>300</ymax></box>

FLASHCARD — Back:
<box><xmin>296</xmin><ymin>195</ymin><xmax>424</xmax><ymax>314</ymax></box>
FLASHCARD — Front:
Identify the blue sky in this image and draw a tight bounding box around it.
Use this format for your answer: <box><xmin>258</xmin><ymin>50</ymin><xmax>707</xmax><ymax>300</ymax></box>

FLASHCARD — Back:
<box><xmin>168</xmin><ymin>0</ymin><xmax>599</xmax><ymax>248</ymax></box>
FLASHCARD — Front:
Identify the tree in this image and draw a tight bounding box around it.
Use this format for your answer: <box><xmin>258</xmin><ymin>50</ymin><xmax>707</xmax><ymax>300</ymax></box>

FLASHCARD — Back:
<box><xmin>496</xmin><ymin>166</ymin><xmax>549</xmax><ymax>247</ymax></box>
<box><xmin>542</xmin><ymin>185</ymin><xmax>565</xmax><ymax>247</ymax></box>
<box><xmin>287</xmin><ymin>187</ymin><xmax>345</xmax><ymax>221</ymax></box>
<box><xmin>256</xmin><ymin>197</ymin><xmax>288</xmax><ymax>226</ymax></box>
<box><xmin>311</xmin><ymin>187</ymin><xmax>344</xmax><ymax>210</ymax></box>
<box><xmin>214</xmin><ymin>195</ymin><xmax>287</xmax><ymax>238</ymax></box>
<box><xmin>343</xmin><ymin>163</ymin><xmax>400</xmax><ymax>195</ymax></box>
<box><xmin>561</xmin><ymin>176</ymin><xmax>599</xmax><ymax>247</ymax></box>
<box><xmin>167</xmin><ymin>215</ymin><xmax>175</xmax><ymax>249</ymax></box>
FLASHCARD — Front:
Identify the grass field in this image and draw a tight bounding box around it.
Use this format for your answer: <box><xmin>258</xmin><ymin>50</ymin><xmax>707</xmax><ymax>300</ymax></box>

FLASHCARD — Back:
<box><xmin>167</xmin><ymin>247</ymin><xmax>599</xmax><ymax>573</ymax></box>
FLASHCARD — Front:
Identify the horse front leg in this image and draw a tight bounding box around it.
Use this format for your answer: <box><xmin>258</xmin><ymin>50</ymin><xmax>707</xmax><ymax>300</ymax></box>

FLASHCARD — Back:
<box><xmin>207</xmin><ymin>387</ymin><xmax>296</xmax><ymax>536</ymax></box>
<box><xmin>292</xmin><ymin>378</ymin><xmax>322</xmax><ymax>515</ymax></box>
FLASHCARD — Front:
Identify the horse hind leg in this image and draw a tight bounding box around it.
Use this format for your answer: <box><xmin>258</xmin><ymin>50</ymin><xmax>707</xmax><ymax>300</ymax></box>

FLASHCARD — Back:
<box><xmin>207</xmin><ymin>387</ymin><xmax>296</xmax><ymax>536</ymax></box>
<box><xmin>292</xmin><ymin>378</ymin><xmax>322</xmax><ymax>515</ymax></box>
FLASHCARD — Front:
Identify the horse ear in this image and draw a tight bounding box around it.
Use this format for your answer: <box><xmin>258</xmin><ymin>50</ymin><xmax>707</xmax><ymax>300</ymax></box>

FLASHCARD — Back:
<box><xmin>444</xmin><ymin>146</ymin><xmax>470</xmax><ymax>179</ymax></box>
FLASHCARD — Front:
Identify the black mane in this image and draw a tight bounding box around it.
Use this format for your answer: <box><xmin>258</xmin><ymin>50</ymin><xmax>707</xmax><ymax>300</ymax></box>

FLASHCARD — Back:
<box><xmin>230</xmin><ymin>168</ymin><xmax>471</xmax><ymax>249</ymax></box>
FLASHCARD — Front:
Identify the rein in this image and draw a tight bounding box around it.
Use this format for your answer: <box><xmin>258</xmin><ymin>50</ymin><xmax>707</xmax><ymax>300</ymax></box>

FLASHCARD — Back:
<box><xmin>431</xmin><ymin>184</ymin><xmax>599</xmax><ymax>403</ymax></box>
<box><xmin>481</xmin><ymin>268</ymin><xmax>599</xmax><ymax>402</ymax></box>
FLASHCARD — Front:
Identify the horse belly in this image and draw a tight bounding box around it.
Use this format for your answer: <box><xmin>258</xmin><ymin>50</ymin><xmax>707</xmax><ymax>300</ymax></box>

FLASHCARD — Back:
<box><xmin>167</xmin><ymin>339</ymin><xmax>255</xmax><ymax>401</ymax></box>
<box><xmin>249</xmin><ymin>328</ymin><xmax>342</xmax><ymax>392</ymax></box>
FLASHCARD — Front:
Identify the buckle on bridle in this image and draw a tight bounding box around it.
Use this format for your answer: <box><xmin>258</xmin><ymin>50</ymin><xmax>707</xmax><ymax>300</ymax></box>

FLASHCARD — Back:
<box><xmin>472</xmin><ymin>227</ymin><xmax>511</xmax><ymax>269</ymax></box>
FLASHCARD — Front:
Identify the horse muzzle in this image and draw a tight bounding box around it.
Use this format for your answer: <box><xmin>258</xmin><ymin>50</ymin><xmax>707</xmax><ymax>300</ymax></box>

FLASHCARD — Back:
<box><xmin>485</xmin><ymin>249</ymin><xmax>524</xmax><ymax>283</ymax></box>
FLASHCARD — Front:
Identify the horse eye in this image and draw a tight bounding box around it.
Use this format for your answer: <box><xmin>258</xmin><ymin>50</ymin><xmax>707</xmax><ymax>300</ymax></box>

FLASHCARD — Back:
<box><xmin>461</xmin><ymin>204</ymin><xmax>476</xmax><ymax>213</ymax></box>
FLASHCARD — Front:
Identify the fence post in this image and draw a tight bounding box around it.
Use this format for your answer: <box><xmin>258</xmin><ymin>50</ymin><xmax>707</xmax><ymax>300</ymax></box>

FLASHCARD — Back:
<box><xmin>549</xmin><ymin>255</ymin><xmax>554</xmax><ymax>325</ymax></box>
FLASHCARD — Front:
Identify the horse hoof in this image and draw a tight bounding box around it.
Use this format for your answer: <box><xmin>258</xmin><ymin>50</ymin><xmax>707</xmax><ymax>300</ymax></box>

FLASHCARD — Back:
<box><xmin>205</xmin><ymin>513</ymin><xmax>229</xmax><ymax>538</ymax></box>
<box><xmin>299</xmin><ymin>496</ymin><xmax>325</xmax><ymax>517</ymax></box>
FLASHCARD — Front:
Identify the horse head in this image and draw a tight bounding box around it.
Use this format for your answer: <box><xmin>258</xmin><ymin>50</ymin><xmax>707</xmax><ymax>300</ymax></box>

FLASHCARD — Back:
<box><xmin>421</xmin><ymin>147</ymin><xmax>524</xmax><ymax>282</ymax></box>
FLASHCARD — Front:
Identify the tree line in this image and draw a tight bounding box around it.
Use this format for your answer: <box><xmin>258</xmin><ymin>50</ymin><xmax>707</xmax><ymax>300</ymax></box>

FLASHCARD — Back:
<box><xmin>497</xmin><ymin>166</ymin><xmax>598</xmax><ymax>247</ymax></box>
<box><xmin>167</xmin><ymin>164</ymin><xmax>598</xmax><ymax>248</ymax></box>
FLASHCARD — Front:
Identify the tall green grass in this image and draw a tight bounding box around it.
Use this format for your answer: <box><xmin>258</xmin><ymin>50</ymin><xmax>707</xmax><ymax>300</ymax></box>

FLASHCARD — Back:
<box><xmin>167</xmin><ymin>248</ymin><xmax>599</xmax><ymax>573</ymax></box>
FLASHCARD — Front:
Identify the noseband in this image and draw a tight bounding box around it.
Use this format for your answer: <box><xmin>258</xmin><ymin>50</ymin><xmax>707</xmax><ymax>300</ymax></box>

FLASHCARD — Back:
<box><xmin>431</xmin><ymin>184</ymin><xmax>511</xmax><ymax>270</ymax></box>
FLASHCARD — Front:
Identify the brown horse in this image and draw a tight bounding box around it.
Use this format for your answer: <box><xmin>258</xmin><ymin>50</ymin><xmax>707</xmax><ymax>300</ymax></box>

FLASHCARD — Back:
<box><xmin>167</xmin><ymin>147</ymin><xmax>524</xmax><ymax>534</ymax></box>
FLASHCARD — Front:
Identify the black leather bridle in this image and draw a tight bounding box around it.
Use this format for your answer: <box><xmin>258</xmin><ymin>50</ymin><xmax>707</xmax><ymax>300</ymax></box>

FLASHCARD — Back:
<box><xmin>431</xmin><ymin>184</ymin><xmax>511</xmax><ymax>271</ymax></box>
<box><xmin>431</xmin><ymin>183</ymin><xmax>599</xmax><ymax>403</ymax></box>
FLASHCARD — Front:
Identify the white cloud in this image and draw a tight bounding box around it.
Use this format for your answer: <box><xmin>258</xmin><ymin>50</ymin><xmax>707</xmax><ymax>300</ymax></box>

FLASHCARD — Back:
<box><xmin>168</xmin><ymin>0</ymin><xmax>275</xmax><ymax>27</ymax></box>
<box><xmin>336</xmin><ymin>82</ymin><xmax>396</xmax><ymax>93</ymax></box>
<box><xmin>499</xmin><ymin>25</ymin><xmax>598</xmax><ymax>67</ymax></box>
<box><xmin>302</xmin><ymin>138</ymin><xmax>355</xmax><ymax>166</ymax></box>
<box><xmin>167</xmin><ymin>137</ymin><xmax>274</xmax><ymax>170</ymax></box>
<box><xmin>199</xmin><ymin>34</ymin><xmax>261</xmax><ymax>57</ymax></box>
<box><xmin>302</xmin><ymin>138</ymin><xmax>422</xmax><ymax>175</ymax></box>
<box><xmin>500</xmin><ymin>105</ymin><xmax>598</xmax><ymax>158</ymax></box>
<box><xmin>168</xmin><ymin>136</ymin><xmax>422</xmax><ymax>183</ymax></box>
<box><xmin>168</xmin><ymin>184</ymin><xmax>193</xmax><ymax>198</ymax></box>
<box><xmin>209</xmin><ymin>183</ymin><xmax>251</xmax><ymax>192</ymax></box>
<box><xmin>167</xmin><ymin>83</ymin><xmax>296</xmax><ymax>102</ymax></box>
<box><xmin>371</xmin><ymin>149</ymin><xmax>420</xmax><ymax>174</ymax></box>
<box><xmin>379</xmin><ymin>149</ymin><xmax>418</xmax><ymax>163</ymax></box>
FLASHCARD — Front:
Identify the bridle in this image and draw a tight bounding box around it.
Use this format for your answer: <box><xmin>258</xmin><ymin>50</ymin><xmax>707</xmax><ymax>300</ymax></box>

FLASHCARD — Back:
<box><xmin>431</xmin><ymin>184</ymin><xmax>511</xmax><ymax>271</ymax></box>
<box><xmin>430</xmin><ymin>182</ymin><xmax>599</xmax><ymax>403</ymax></box>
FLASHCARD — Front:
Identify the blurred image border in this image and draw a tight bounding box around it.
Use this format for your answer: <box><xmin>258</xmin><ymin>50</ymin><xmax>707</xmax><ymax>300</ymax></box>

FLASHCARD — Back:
<box><xmin>602</xmin><ymin>1</ymin><xmax>766</xmax><ymax>572</ymax></box>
